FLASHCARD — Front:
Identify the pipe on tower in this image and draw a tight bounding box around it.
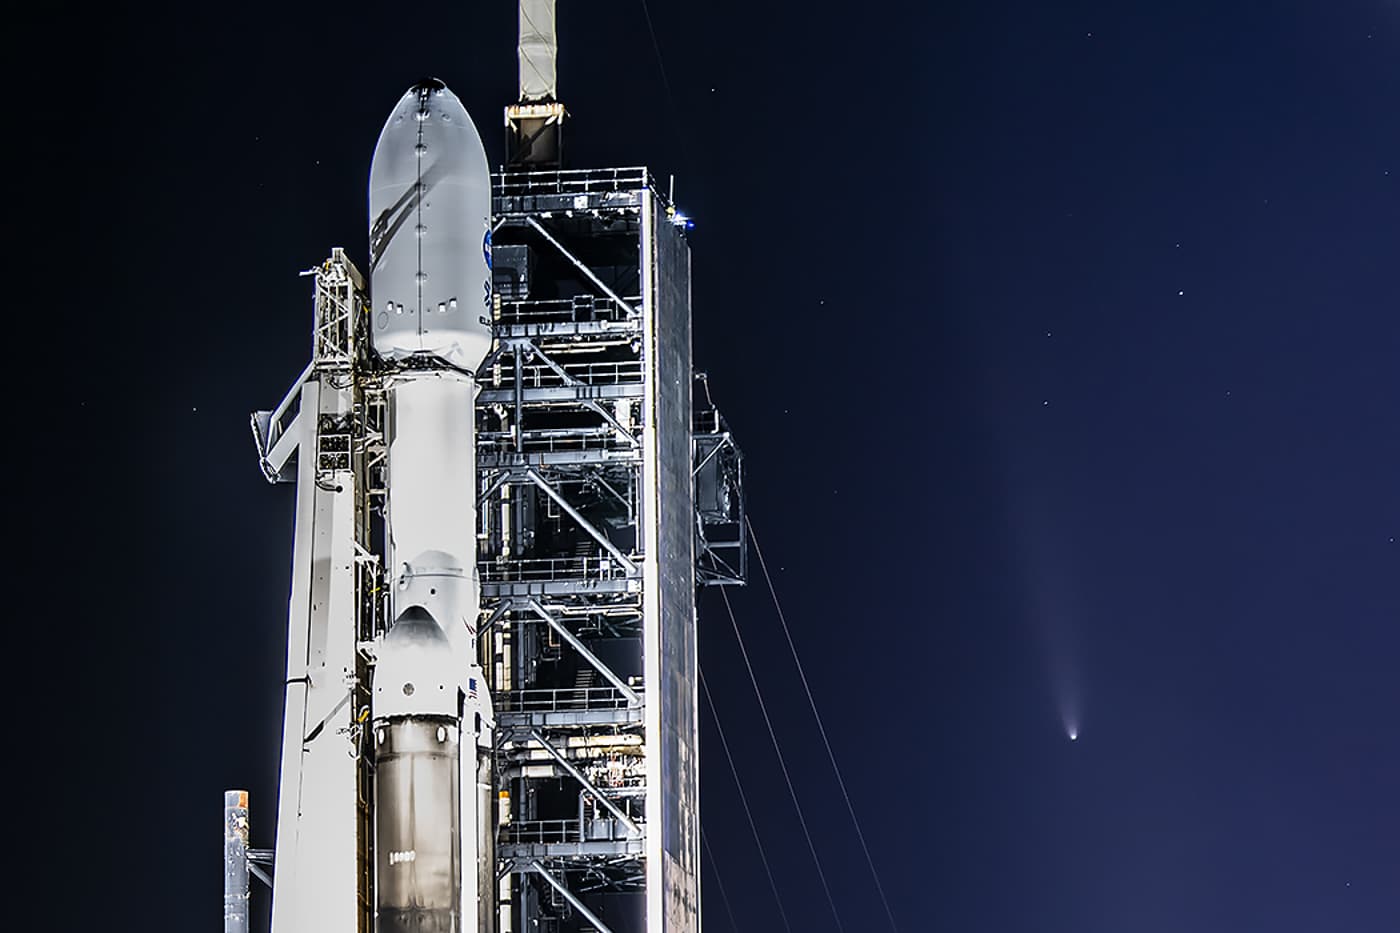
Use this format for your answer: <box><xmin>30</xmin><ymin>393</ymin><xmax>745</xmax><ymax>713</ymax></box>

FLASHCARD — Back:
<box><xmin>224</xmin><ymin>790</ymin><xmax>250</xmax><ymax>933</ymax></box>
<box><xmin>518</xmin><ymin>0</ymin><xmax>558</xmax><ymax>102</ymax></box>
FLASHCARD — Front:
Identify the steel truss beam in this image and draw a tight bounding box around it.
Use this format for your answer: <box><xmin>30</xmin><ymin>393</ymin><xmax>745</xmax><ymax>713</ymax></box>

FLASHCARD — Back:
<box><xmin>478</xmin><ymin>467</ymin><xmax>637</xmax><ymax>573</ymax></box>
<box><xmin>509</xmin><ymin>859</ymin><xmax>616</xmax><ymax>933</ymax></box>
<box><xmin>517</xmin><ymin>727</ymin><xmax>642</xmax><ymax>837</ymax></box>
<box><xmin>521</xmin><ymin>597</ymin><xmax>641</xmax><ymax>705</ymax></box>
<box><xmin>479</xmin><ymin>336</ymin><xmax>640</xmax><ymax>445</ymax></box>
<box><xmin>521</xmin><ymin>216</ymin><xmax>640</xmax><ymax>319</ymax></box>
<box><xmin>482</xmin><ymin>596</ymin><xmax>640</xmax><ymax>705</ymax></box>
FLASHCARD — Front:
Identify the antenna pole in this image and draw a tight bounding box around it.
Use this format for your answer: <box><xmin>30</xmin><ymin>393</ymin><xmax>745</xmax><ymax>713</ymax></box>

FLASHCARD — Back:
<box><xmin>506</xmin><ymin>0</ymin><xmax>565</xmax><ymax>167</ymax></box>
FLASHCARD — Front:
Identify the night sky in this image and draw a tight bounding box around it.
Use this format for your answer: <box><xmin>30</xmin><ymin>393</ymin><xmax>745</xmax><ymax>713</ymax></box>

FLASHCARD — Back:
<box><xmin>23</xmin><ymin>1</ymin><xmax>1397</xmax><ymax>930</ymax></box>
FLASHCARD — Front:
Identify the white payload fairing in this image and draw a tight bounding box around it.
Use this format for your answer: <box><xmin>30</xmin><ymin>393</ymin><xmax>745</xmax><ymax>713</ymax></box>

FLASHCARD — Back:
<box><xmin>367</xmin><ymin>79</ymin><xmax>496</xmax><ymax>933</ymax></box>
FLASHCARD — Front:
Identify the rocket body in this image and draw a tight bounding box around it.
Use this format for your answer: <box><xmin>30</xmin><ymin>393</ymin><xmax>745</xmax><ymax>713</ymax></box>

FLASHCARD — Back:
<box><xmin>368</xmin><ymin>80</ymin><xmax>495</xmax><ymax>933</ymax></box>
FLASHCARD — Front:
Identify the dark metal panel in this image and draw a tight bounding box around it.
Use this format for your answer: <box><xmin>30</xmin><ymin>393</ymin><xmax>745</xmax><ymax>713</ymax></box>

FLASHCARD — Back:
<box><xmin>651</xmin><ymin>201</ymin><xmax>701</xmax><ymax>932</ymax></box>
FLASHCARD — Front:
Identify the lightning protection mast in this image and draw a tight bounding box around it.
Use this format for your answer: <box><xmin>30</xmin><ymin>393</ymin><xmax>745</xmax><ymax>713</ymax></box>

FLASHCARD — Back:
<box><xmin>239</xmin><ymin>3</ymin><xmax>747</xmax><ymax>932</ymax></box>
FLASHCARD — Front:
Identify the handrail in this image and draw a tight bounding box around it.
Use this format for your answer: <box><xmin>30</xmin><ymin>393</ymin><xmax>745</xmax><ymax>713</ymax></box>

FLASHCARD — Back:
<box><xmin>497</xmin><ymin>687</ymin><xmax>636</xmax><ymax>713</ymax></box>
<box><xmin>491</xmin><ymin>167</ymin><xmax>659</xmax><ymax>200</ymax></box>
<box><xmin>479</xmin><ymin>555</ymin><xmax>636</xmax><ymax>583</ymax></box>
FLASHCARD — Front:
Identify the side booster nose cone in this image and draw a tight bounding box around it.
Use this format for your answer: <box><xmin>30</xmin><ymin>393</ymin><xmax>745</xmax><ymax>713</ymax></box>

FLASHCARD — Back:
<box><xmin>369</xmin><ymin>79</ymin><xmax>493</xmax><ymax>371</ymax></box>
<box><xmin>373</xmin><ymin>606</ymin><xmax>461</xmax><ymax>719</ymax></box>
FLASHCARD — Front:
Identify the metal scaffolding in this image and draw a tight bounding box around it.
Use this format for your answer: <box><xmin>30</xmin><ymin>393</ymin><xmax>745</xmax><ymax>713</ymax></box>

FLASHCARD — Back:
<box><xmin>483</xmin><ymin>166</ymin><xmax>742</xmax><ymax>932</ymax></box>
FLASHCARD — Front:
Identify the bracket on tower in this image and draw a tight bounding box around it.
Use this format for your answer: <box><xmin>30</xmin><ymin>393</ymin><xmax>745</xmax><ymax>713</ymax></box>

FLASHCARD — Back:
<box><xmin>693</xmin><ymin>373</ymin><xmax>747</xmax><ymax>586</ymax></box>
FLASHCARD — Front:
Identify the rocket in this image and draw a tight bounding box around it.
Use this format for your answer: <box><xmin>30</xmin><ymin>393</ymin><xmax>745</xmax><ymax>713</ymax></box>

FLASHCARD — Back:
<box><xmin>249</xmin><ymin>42</ymin><xmax>718</xmax><ymax>928</ymax></box>
<box><xmin>367</xmin><ymin>78</ymin><xmax>495</xmax><ymax>933</ymax></box>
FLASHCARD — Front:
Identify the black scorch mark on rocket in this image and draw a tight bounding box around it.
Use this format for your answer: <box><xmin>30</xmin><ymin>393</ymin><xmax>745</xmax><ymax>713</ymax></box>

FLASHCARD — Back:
<box><xmin>369</xmin><ymin>158</ymin><xmax>445</xmax><ymax>274</ymax></box>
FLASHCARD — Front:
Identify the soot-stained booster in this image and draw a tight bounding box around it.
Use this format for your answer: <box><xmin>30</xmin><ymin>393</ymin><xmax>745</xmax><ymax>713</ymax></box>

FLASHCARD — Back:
<box><xmin>243</xmin><ymin>7</ymin><xmax>748</xmax><ymax>928</ymax></box>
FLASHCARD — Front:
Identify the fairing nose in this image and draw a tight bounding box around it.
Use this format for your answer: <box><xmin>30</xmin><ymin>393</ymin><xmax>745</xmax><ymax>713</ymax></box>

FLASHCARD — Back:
<box><xmin>368</xmin><ymin>80</ymin><xmax>492</xmax><ymax>369</ymax></box>
<box><xmin>410</xmin><ymin>77</ymin><xmax>448</xmax><ymax>95</ymax></box>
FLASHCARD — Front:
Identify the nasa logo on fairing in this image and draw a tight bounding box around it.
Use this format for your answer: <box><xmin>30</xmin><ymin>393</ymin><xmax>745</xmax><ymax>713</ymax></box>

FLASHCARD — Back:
<box><xmin>483</xmin><ymin>227</ymin><xmax>493</xmax><ymax>308</ymax></box>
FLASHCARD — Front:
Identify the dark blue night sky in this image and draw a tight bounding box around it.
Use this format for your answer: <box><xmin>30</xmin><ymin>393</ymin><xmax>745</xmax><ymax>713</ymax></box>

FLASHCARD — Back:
<box><xmin>20</xmin><ymin>2</ymin><xmax>1396</xmax><ymax>930</ymax></box>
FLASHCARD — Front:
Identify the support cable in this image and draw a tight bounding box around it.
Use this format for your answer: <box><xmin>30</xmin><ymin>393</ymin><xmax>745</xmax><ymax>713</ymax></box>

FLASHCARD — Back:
<box><xmin>637</xmin><ymin>0</ymin><xmax>688</xmax><ymax>159</ymax></box>
<box><xmin>700</xmin><ymin>826</ymin><xmax>741</xmax><ymax>933</ymax></box>
<box><xmin>719</xmin><ymin>587</ymin><xmax>845</xmax><ymax>932</ymax></box>
<box><xmin>699</xmin><ymin>669</ymin><xmax>792</xmax><ymax>933</ymax></box>
<box><xmin>747</xmin><ymin>516</ymin><xmax>901</xmax><ymax>932</ymax></box>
